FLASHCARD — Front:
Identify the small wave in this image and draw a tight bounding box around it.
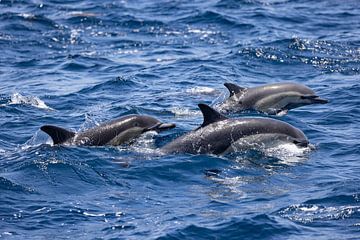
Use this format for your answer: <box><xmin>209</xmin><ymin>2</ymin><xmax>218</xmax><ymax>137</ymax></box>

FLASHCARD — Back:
<box><xmin>17</xmin><ymin>13</ymin><xmax>57</xmax><ymax>28</ymax></box>
<box><xmin>0</xmin><ymin>93</ymin><xmax>53</xmax><ymax>110</ymax></box>
<box><xmin>238</xmin><ymin>37</ymin><xmax>360</xmax><ymax>74</ymax></box>
<box><xmin>179</xmin><ymin>10</ymin><xmax>254</xmax><ymax>30</ymax></box>
<box><xmin>1</xmin><ymin>12</ymin><xmax>58</xmax><ymax>29</ymax></box>
<box><xmin>78</xmin><ymin>76</ymin><xmax>137</xmax><ymax>95</ymax></box>
<box><xmin>278</xmin><ymin>204</ymin><xmax>360</xmax><ymax>224</ymax></box>
<box><xmin>0</xmin><ymin>176</ymin><xmax>35</xmax><ymax>193</ymax></box>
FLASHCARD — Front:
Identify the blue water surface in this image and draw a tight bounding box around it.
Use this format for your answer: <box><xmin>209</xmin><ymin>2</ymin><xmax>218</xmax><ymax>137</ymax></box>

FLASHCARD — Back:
<box><xmin>1</xmin><ymin>0</ymin><xmax>360</xmax><ymax>239</ymax></box>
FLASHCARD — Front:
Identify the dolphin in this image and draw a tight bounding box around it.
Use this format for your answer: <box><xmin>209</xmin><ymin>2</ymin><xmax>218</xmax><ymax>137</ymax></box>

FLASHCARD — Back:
<box><xmin>217</xmin><ymin>82</ymin><xmax>328</xmax><ymax>115</ymax></box>
<box><xmin>161</xmin><ymin>104</ymin><xmax>308</xmax><ymax>155</ymax></box>
<box><xmin>41</xmin><ymin>115</ymin><xmax>176</xmax><ymax>146</ymax></box>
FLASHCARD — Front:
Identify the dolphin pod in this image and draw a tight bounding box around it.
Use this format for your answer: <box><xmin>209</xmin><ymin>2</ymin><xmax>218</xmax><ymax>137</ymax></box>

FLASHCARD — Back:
<box><xmin>161</xmin><ymin>104</ymin><xmax>308</xmax><ymax>155</ymax></box>
<box><xmin>41</xmin><ymin>115</ymin><xmax>175</xmax><ymax>146</ymax></box>
<box><xmin>217</xmin><ymin>82</ymin><xmax>328</xmax><ymax>115</ymax></box>
<box><xmin>41</xmin><ymin>81</ymin><xmax>327</xmax><ymax>155</ymax></box>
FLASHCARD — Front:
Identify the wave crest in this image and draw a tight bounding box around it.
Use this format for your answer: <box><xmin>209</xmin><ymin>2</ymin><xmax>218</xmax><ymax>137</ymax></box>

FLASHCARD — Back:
<box><xmin>0</xmin><ymin>93</ymin><xmax>53</xmax><ymax>110</ymax></box>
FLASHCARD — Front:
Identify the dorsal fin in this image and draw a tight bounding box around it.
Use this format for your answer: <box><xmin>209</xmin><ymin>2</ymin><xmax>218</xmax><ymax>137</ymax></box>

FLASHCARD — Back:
<box><xmin>224</xmin><ymin>82</ymin><xmax>246</xmax><ymax>97</ymax></box>
<box><xmin>198</xmin><ymin>104</ymin><xmax>228</xmax><ymax>128</ymax></box>
<box><xmin>40</xmin><ymin>125</ymin><xmax>75</xmax><ymax>145</ymax></box>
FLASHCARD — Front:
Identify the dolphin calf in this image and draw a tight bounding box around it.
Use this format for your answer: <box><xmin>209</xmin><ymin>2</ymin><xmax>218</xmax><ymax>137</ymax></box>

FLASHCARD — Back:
<box><xmin>41</xmin><ymin>115</ymin><xmax>175</xmax><ymax>146</ymax></box>
<box><xmin>161</xmin><ymin>104</ymin><xmax>308</xmax><ymax>155</ymax></box>
<box><xmin>217</xmin><ymin>82</ymin><xmax>328</xmax><ymax>115</ymax></box>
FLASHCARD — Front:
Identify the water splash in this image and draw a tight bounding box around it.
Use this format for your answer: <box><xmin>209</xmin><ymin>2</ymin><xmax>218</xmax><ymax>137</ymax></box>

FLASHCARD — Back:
<box><xmin>170</xmin><ymin>107</ymin><xmax>201</xmax><ymax>117</ymax></box>
<box><xmin>128</xmin><ymin>131</ymin><xmax>159</xmax><ymax>155</ymax></box>
<box><xmin>1</xmin><ymin>93</ymin><xmax>54</xmax><ymax>110</ymax></box>
<box><xmin>263</xmin><ymin>143</ymin><xmax>311</xmax><ymax>164</ymax></box>
<box><xmin>185</xmin><ymin>86</ymin><xmax>218</xmax><ymax>95</ymax></box>
<box><xmin>21</xmin><ymin>130</ymin><xmax>53</xmax><ymax>150</ymax></box>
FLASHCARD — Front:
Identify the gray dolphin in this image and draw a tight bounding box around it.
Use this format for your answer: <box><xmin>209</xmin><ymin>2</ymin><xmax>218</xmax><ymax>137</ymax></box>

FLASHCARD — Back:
<box><xmin>161</xmin><ymin>104</ymin><xmax>308</xmax><ymax>155</ymax></box>
<box><xmin>41</xmin><ymin>115</ymin><xmax>176</xmax><ymax>146</ymax></box>
<box><xmin>217</xmin><ymin>82</ymin><xmax>328</xmax><ymax>115</ymax></box>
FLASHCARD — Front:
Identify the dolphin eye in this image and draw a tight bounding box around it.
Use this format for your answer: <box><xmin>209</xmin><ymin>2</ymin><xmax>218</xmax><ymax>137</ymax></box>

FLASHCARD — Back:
<box><xmin>133</xmin><ymin>122</ymin><xmax>139</xmax><ymax>127</ymax></box>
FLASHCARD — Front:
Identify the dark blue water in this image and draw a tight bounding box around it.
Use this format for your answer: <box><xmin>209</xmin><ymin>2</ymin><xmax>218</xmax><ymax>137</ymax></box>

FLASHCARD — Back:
<box><xmin>1</xmin><ymin>0</ymin><xmax>360</xmax><ymax>239</ymax></box>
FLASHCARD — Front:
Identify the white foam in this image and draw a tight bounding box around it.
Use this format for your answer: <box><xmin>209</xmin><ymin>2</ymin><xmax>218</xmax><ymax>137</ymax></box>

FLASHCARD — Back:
<box><xmin>2</xmin><ymin>232</ymin><xmax>13</xmax><ymax>236</ymax></box>
<box><xmin>185</xmin><ymin>86</ymin><xmax>217</xmax><ymax>95</ymax></box>
<box><xmin>228</xmin><ymin>137</ymin><xmax>311</xmax><ymax>165</ymax></box>
<box><xmin>170</xmin><ymin>107</ymin><xmax>201</xmax><ymax>117</ymax></box>
<box><xmin>4</xmin><ymin>93</ymin><xmax>54</xmax><ymax>110</ymax></box>
<box><xmin>70</xmin><ymin>29</ymin><xmax>82</xmax><ymax>45</ymax></box>
<box><xmin>263</xmin><ymin>142</ymin><xmax>311</xmax><ymax>164</ymax></box>
<box><xmin>83</xmin><ymin>212</ymin><xmax>106</xmax><ymax>217</ymax></box>
<box><xmin>188</xmin><ymin>28</ymin><xmax>217</xmax><ymax>35</ymax></box>
<box><xmin>18</xmin><ymin>13</ymin><xmax>35</xmax><ymax>19</ymax></box>
<box><xmin>128</xmin><ymin>131</ymin><xmax>159</xmax><ymax>155</ymax></box>
<box><xmin>280</xmin><ymin>204</ymin><xmax>360</xmax><ymax>223</ymax></box>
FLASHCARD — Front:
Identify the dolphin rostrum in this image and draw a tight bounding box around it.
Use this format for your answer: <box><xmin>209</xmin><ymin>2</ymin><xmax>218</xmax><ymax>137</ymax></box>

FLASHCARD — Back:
<box><xmin>41</xmin><ymin>115</ymin><xmax>176</xmax><ymax>146</ymax></box>
<box><xmin>217</xmin><ymin>82</ymin><xmax>328</xmax><ymax>115</ymax></box>
<box><xmin>161</xmin><ymin>104</ymin><xmax>308</xmax><ymax>155</ymax></box>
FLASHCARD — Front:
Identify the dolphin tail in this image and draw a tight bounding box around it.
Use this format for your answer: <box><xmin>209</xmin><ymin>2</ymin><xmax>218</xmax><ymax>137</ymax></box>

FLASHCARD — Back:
<box><xmin>40</xmin><ymin>125</ymin><xmax>75</xmax><ymax>144</ymax></box>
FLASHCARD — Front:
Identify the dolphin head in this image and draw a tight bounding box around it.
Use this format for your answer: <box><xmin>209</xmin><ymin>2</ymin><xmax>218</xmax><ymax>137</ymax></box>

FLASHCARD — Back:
<box><xmin>300</xmin><ymin>95</ymin><xmax>329</xmax><ymax>104</ymax></box>
<box><xmin>282</xmin><ymin>94</ymin><xmax>329</xmax><ymax>110</ymax></box>
<box><xmin>117</xmin><ymin>115</ymin><xmax>176</xmax><ymax>135</ymax></box>
<box><xmin>105</xmin><ymin>115</ymin><xmax>176</xmax><ymax>146</ymax></box>
<box><xmin>137</xmin><ymin>116</ymin><xmax>176</xmax><ymax>133</ymax></box>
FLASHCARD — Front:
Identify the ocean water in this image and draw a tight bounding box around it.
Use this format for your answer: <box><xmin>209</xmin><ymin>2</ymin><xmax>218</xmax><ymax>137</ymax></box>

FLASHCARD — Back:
<box><xmin>0</xmin><ymin>0</ymin><xmax>359</xmax><ymax>239</ymax></box>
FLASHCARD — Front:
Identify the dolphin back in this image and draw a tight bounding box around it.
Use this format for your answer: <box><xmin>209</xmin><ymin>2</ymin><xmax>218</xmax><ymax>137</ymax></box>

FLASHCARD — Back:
<box><xmin>41</xmin><ymin>125</ymin><xmax>75</xmax><ymax>145</ymax></box>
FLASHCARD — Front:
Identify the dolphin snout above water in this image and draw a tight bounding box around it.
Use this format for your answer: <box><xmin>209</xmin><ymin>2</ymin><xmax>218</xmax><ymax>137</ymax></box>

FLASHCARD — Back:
<box><xmin>143</xmin><ymin>122</ymin><xmax>176</xmax><ymax>132</ymax></box>
<box><xmin>161</xmin><ymin>103</ymin><xmax>308</xmax><ymax>155</ymax></box>
<box><xmin>217</xmin><ymin>82</ymin><xmax>328</xmax><ymax>115</ymax></box>
<box><xmin>41</xmin><ymin>115</ymin><xmax>175</xmax><ymax>146</ymax></box>
<box><xmin>300</xmin><ymin>95</ymin><xmax>328</xmax><ymax>104</ymax></box>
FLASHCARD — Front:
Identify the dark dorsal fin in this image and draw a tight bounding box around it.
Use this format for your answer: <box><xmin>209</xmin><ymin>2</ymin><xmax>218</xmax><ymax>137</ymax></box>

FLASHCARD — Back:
<box><xmin>224</xmin><ymin>82</ymin><xmax>246</xmax><ymax>97</ymax></box>
<box><xmin>40</xmin><ymin>125</ymin><xmax>75</xmax><ymax>145</ymax></box>
<box><xmin>198</xmin><ymin>104</ymin><xmax>228</xmax><ymax>128</ymax></box>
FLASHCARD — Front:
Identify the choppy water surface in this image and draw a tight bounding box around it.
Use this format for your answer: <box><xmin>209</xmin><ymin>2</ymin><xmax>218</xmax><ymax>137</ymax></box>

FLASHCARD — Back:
<box><xmin>1</xmin><ymin>0</ymin><xmax>360</xmax><ymax>239</ymax></box>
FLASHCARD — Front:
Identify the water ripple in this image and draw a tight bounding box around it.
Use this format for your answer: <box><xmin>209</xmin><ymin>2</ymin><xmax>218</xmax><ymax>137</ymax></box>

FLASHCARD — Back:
<box><xmin>0</xmin><ymin>0</ymin><xmax>359</xmax><ymax>239</ymax></box>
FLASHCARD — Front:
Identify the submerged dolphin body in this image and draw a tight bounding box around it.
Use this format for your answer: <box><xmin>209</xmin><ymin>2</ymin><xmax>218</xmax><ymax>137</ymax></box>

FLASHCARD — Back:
<box><xmin>41</xmin><ymin>115</ymin><xmax>175</xmax><ymax>146</ymax></box>
<box><xmin>217</xmin><ymin>82</ymin><xmax>328</xmax><ymax>115</ymax></box>
<box><xmin>161</xmin><ymin>104</ymin><xmax>308</xmax><ymax>155</ymax></box>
